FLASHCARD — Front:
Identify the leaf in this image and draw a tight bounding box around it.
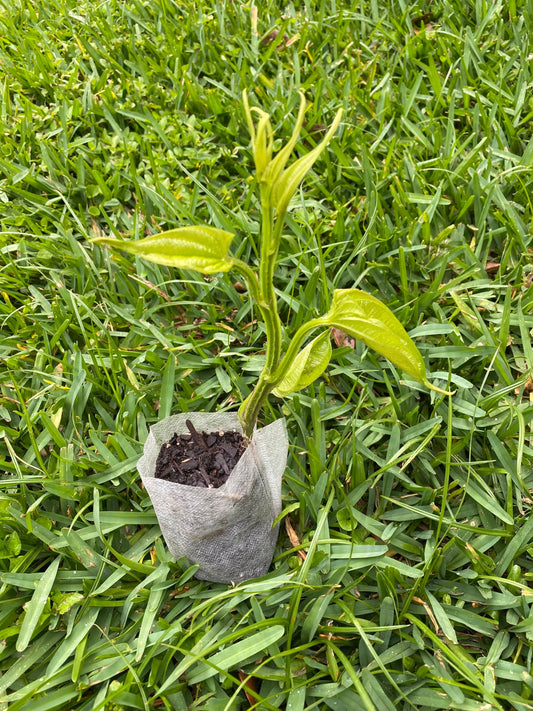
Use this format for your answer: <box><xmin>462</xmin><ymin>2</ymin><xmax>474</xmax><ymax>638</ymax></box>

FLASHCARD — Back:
<box><xmin>452</xmin><ymin>468</ymin><xmax>514</xmax><ymax>525</ymax></box>
<box><xmin>425</xmin><ymin>591</ymin><xmax>458</xmax><ymax>644</ymax></box>
<box><xmin>262</xmin><ymin>91</ymin><xmax>306</xmax><ymax>186</ymax></box>
<box><xmin>135</xmin><ymin>566</ymin><xmax>169</xmax><ymax>661</ymax></box>
<box><xmin>52</xmin><ymin>591</ymin><xmax>84</xmax><ymax>615</ymax></box>
<box><xmin>91</xmin><ymin>225</ymin><xmax>235</xmax><ymax>274</ymax></box>
<box><xmin>273</xmin><ymin>330</ymin><xmax>332</xmax><ymax>396</ymax></box>
<box><xmin>494</xmin><ymin>512</ymin><xmax>533</xmax><ymax>577</ymax></box>
<box><xmin>0</xmin><ymin>530</ymin><xmax>21</xmax><ymax>559</ymax></box>
<box><xmin>17</xmin><ymin>557</ymin><xmax>60</xmax><ymax>652</ymax></box>
<box><xmin>253</xmin><ymin>112</ymin><xmax>274</xmax><ymax>178</ymax></box>
<box><xmin>0</xmin><ymin>631</ymin><xmax>60</xmax><ymax>696</ymax></box>
<box><xmin>331</xmin><ymin>544</ymin><xmax>389</xmax><ymax>559</ymax></box>
<box><xmin>186</xmin><ymin>625</ymin><xmax>285</xmax><ymax>684</ymax></box>
<box><xmin>238</xmin><ymin>670</ymin><xmax>260</xmax><ymax>707</ymax></box>
<box><xmin>242</xmin><ymin>90</ymin><xmax>273</xmax><ymax>179</ymax></box>
<box><xmin>317</xmin><ymin>289</ymin><xmax>447</xmax><ymax>393</ymax></box>
<box><xmin>271</xmin><ymin>107</ymin><xmax>343</xmax><ymax>216</ymax></box>
<box><xmin>61</xmin><ymin>528</ymin><xmax>98</xmax><ymax>569</ymax></box>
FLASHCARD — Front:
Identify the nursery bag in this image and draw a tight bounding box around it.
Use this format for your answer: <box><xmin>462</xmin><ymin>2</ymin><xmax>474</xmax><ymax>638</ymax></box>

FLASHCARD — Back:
<box><xmin>138</xmin><ymin>412</ymin><xmax>288</xmax><ymax>583</ymax></box>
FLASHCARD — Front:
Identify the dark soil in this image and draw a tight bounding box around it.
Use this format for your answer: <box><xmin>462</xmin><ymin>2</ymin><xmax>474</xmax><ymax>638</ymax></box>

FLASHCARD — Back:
<box><xmin>154</xmin><ymin>419</ymin><xmax>248</xmax><ymax>488</ymax></box>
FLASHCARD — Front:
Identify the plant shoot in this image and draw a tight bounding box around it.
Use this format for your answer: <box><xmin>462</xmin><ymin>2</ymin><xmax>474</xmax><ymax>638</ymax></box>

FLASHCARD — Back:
<box><xmin>93</xmin><ymin>93</ymin><xmax>448</xmax><ymax>437</ymax></box>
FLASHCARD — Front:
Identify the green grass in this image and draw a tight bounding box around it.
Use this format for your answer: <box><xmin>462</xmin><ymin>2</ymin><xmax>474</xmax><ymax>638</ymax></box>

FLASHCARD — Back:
<box><xmin>1</xmin><ymin>0</ymin><xmax>533</xmax><ymax>708</ymax></box>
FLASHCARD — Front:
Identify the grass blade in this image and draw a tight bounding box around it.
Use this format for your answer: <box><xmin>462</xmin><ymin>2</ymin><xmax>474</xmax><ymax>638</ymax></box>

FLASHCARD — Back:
<box><xmin>17</xmin><ymin>557</ymin><xmax>60</xmax><ymax>652</ymax></box>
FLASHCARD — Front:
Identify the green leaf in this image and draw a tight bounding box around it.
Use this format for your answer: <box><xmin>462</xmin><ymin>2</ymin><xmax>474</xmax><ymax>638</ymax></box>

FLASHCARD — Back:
<box><xmin>273</xmin><ymin>330</ymin><xmax>332</xmax><ymax>397</ymax></box>
<box><xmin>0</xmin><ymin>530</ymin><xmax>21</xmax><ymax>559</ymax></box>
<box><xmin>426</xmin><ymin>591</ymin><xmax>458</xmax><ymax>644</ymax></box>
<box><xmin>17</xmin><ymin>557</ymin><xmax>60</xmax><ymax>652</ymax></box>
<box><xmin>91</xmin><ymin>226</ymin><xmax>235</xmax><ymax>274</ymax></box>
<box><xmin>187</xmin><ymin>624</ymin><xmax>285</xmax><ymax>684</ymax></box>
<box><xmin>244</xmin><ymin>90</ymin><xmax>307</xmax><ymax>187</ymax></box>
<box><xmin>317</xmin><ymin>289</ymin><xmax>446</xmax><ymax>392</ymax></box>
<box><xmin>0</xmin><ymin>631</ymin><xmax>60</xmax><ymax>697</ymax></box>
<box><xmin>243</xmin><ymin>90</ymin><xmax>274</xmax><ymax>180</ymax></box>
<box><xmin>262</xmin><ymin>91</ymin><xmax>306</xmax><ymax>186</ymax></box>
<box><xmin>51</xmin><ymin>591</ymin><xmax>84</xmax><ymax>615</ymax></box>
<box><xmin>271</xmin><ymin>107</ymin><xmax>343</xmax><ymax>216</ymax></box>
<box><xmin>61</xmin><ymin>528</ymin><xmax>98</xmax><ymax>569</ymax></box>
<box><xmin>253</xmin><ymin>111</ymin><xmax>274</xmax><ymax>178</ymax></box>
<box><xmin>135</xmin><ymin>564</ymin><xmax>169</xmax><ymax>661</ymax></box>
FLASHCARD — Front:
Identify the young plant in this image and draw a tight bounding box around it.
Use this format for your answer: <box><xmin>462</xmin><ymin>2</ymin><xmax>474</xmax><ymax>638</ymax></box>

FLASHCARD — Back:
<box><xmin>92</xmin><ymin>92</ymin><xmax>447</xmax><ymax>438</ymax></box>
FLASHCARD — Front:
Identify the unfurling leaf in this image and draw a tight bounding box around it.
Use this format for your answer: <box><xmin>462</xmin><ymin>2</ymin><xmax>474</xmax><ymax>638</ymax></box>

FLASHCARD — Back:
<box><xmin>271</xmin><ymin>107</ymin><xmax>343</xmax><ymax>216</ymax></box>
<box><xmin>254</xmin><ymin>112</ymin><xmax>274</xmax><ymax>179</ymax></box>
<box><xmin>243</xmin><ymin>90</ymin><xmax>307</xmax><ymax>187</ymax></box>
<box><xmin>242</xmin><ymin>90</ymin><xmax>274</xmax><ymax>181</ymax></box>
<box><xmin>91</xmin><ymin>226</ymin><xmax>235</xmax><ymax>274</ymax></box>
<box><xmin>273</xmin><ymin>330</ymin><xmax>332</xmax><ymax>397</ymax></box>
<box><xmin>261</xmin><ymin>92</ymin><xmax>306</xmax><ymax>187</ymax></box>
<box><xmin>317</xmin><ymin>289</ymin><xmax>441</xmax><ymax>391</ymax></box>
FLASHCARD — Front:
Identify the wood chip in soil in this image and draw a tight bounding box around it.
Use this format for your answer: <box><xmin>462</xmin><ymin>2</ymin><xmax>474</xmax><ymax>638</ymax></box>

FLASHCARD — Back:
<box><xmin>154</xmin><ymin>419</ymin><xmax>248</xmax><ymax>488</ymax></box>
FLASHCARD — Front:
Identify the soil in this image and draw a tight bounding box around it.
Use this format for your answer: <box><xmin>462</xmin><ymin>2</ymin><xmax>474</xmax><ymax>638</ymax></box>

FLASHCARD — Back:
<box><xmin>154</xmin><ymin>419</ymin><xmax>248</xmax><ymax>488</ymax></box>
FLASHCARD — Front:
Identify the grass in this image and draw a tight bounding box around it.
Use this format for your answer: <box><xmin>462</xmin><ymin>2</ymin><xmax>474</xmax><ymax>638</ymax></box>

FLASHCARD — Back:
<box><xmin>1</xmin><ymin>0</ymin><xmax>533</xmax><ymax>708</ymax></box>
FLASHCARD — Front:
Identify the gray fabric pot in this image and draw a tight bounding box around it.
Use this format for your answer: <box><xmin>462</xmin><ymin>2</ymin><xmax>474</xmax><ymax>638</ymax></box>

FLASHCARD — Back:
<box><xmin>138</xmin><ymin>412</ymin><xmax>288</xmax><ymax>584</ymax></box>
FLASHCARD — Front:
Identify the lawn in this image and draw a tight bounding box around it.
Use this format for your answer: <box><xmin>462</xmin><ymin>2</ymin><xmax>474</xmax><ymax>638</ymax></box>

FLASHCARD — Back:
<box><xmin>1</xmin><ymin>0</ymin><xmax>533</xmax><ymax>709</ymax></box>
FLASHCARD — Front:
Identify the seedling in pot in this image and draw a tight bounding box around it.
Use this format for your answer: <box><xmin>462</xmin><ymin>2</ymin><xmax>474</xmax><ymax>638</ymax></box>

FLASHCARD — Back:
<box><xmin>92</xmin><ymin>92</ymin><xmax>449</xmax><ymax>439</ymax></box>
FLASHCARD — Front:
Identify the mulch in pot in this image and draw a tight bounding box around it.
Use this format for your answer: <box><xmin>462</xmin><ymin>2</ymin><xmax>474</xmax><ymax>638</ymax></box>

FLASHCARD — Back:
<box><xmin>154</xmin><ymin>419</ymin><xmax>248</xmax><ymax>488</ymax></box>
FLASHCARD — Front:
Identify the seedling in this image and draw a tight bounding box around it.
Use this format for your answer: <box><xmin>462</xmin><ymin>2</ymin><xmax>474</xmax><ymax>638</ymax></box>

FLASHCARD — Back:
<box><xmin>93</xmin><ymin>92</ymin><xmax>447</xmax><ymax>437</ymax></box>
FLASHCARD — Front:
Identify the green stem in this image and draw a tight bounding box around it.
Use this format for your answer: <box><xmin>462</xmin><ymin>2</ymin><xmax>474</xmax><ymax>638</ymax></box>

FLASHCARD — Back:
<box><xmin>239</xmin><ymin>188</ymin><xmax>284</xmax><ymax>437</ymax></box>
<box><xmin>238</xmin><ymin>373</ymin><xmax>274</xmax><ymax>438</ymax></box>
<box><xmin>233</xmin><ymin>257</ymin><xmax>280</xmax><ymax>436</ymax></box>
<box><xmin>238</xmin><ymin>319</ymin><xmax>326</xmax><ymax>437</ymax></box>
<box><xmin>231</xmin><ymin>258</ymin><xmax>262</xmax><ymax>305</ymax></box>
<box><xmin>259</xmin><ymin>190</ymin><xmax>282</xmax><ymax>374</ymax></box>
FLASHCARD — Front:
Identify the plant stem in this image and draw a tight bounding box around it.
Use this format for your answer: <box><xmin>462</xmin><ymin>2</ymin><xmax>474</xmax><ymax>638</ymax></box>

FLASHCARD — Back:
<box><xmin>259</xmin><ymin>189</ymin><xmax>282</xmax><ymax>374</ymax></box>
<box><xmin>239</xmin><ymin>187</ymin><xmax>283</xmax><ymax>437</ymax></box>
<box><xmin>231</xmin><ymin>258</ymin><xmax>262</xmax><ymax>305</ymax></box>
<box><xmin>238</xmin><ymin>320</ymin><xmax>324</xmax><ymax>437</ymax></box>
<box><xmin>238</xmin><ymin>373</ymin><xmax>274</xmax><ymax>438</ymax></box>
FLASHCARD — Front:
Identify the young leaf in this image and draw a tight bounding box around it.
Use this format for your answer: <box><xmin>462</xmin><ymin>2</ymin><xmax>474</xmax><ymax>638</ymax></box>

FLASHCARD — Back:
<box><xmin>271</xmin><ymin>107</ymin><xmax>343</xmax><ymax>216</ymax></box>
<box><xmin>316</xmin><ymin>289</ymin><xmax>440</xmax><ymax>391</ymax></box>
<box><xmin>91</xmin><ymin>226</ymin><xmax>235</xmax><ymax>274</ymax></box>
<box><xmin>243</xmin><ymin>90</ymin><xmax>305</xmax><ymax>187</ymax></box>
<box><xmin>273</xmin><ymin>330</ymin><xmax>332</xmax><ymax>397</ymax></box>
<box><xmin>262</xmin><ymin>91</ymin><xmax>306</xmax><ymax>187</ymax></box>
<box><xmin>254</xmin><ymin>112</ymin><xmax>274</xmax><ymax>179</ymax></box>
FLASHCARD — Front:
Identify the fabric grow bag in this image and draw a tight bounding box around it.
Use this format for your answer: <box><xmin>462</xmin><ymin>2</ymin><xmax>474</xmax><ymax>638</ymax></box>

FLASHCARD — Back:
<box><xmin>138</xmin><ymin>412</ymin><xmax>288</xmax><ymax>583</ymax></box>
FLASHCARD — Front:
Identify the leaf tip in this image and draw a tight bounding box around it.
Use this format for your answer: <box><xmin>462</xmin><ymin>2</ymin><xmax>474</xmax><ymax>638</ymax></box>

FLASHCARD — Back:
<box><xmin>89</xmin><ymin>237</ymin><xmax>117</xmax><ymax>247</ymax></box>
<box><xmin>423</xmin><ymin>379</ymin><xmax>456</xmax><ymax>396</ymax></box>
